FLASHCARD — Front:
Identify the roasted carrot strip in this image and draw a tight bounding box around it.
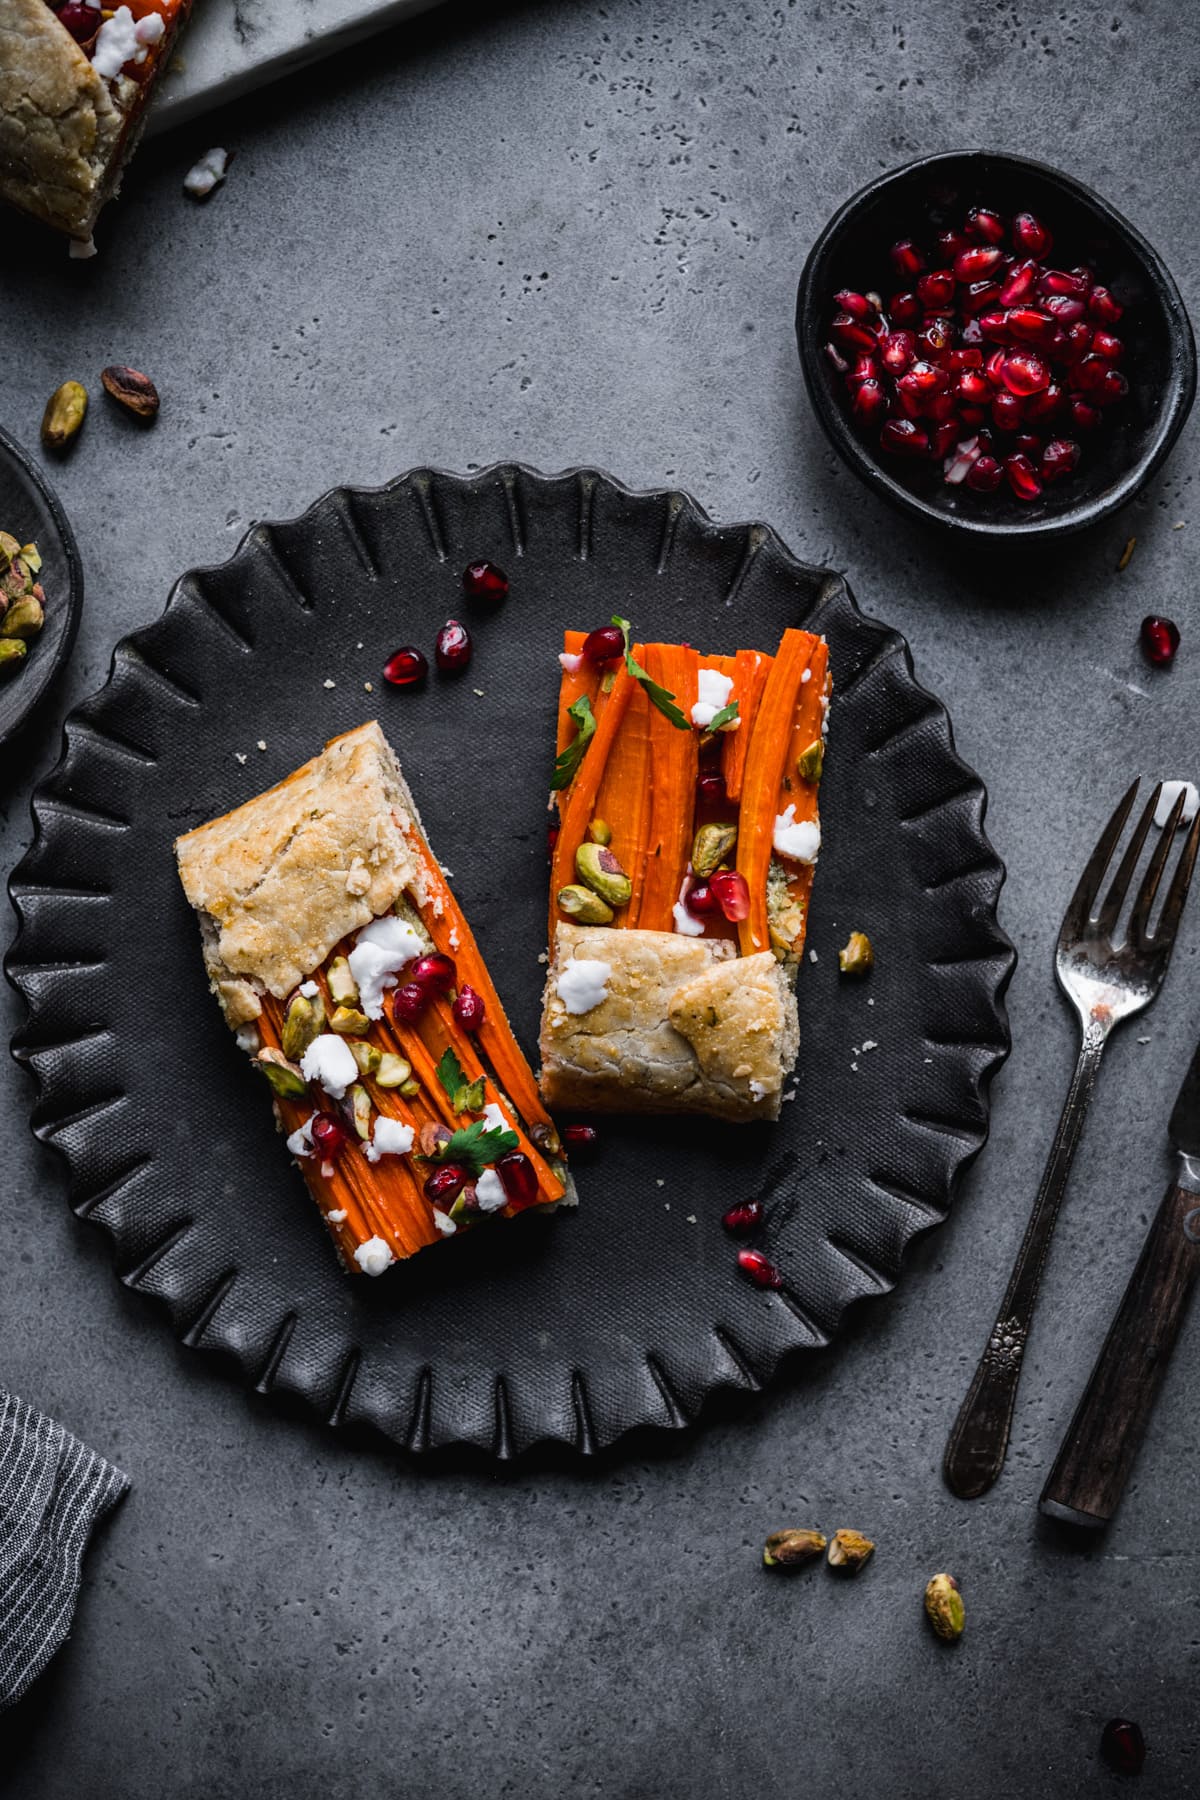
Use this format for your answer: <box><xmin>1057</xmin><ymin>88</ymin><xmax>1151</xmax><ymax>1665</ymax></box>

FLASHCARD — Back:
<box><xmin>555</xmin><ymin>630</ymin><xmax>596</xmax><ymax>759</ymax></box>
<box><xmin>631</xmin><ymin>644</ymin><xmax>699</xmax><ymax>931</ymax></box>
<box><xmin>550</xmin><ymin>657</ymin><xmax>639</xmax><ymax>936</ymax></box>
<box><xmin>591</xmin><ymin>677</ymin><xmax>654</xmax><ymax>914</ymax></box>
<box><xmin>734</xmin><ymin>628</ymin><xmax>820</xmax><ymax>957</ymax></box>
<box><xmin>770</xmin><ymin>640</ymin><xmax>829</xmax><ymax>959</ymax></box>
<box><xmin>722</xmin><ymin>647</ymin><xmax>772</xmax><ymax>802</ymax></box>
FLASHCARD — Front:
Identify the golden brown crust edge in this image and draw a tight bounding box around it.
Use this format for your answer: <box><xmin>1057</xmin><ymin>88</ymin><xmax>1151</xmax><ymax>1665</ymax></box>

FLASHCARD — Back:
<box><xmin>539</xmin><ymin>923</ymin><xmax>800</xmax><ymax>1123</ymax></box>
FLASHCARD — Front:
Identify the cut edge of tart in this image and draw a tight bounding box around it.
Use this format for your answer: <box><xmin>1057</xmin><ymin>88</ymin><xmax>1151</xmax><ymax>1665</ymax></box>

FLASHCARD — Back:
<box><xmin>175</xmin><ymin>721</ymin><xmax>573</xmax><ymax>1276</ymax></box>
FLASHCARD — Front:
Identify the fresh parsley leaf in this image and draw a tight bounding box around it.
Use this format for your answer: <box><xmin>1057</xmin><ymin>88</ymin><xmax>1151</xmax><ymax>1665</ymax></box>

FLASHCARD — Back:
<box><xmin>550</xmin><ymin>694</ymin><xmax>596</xmax><ymax>792</ymax></box>
<box><xmin>610</xmin><ymin>615</ymin><xmax>690</xmax><ymax>731</ymax></box>
<box><xmin>436</xmin><ymin>1046</ymin><xmax>467</xmax><ymax>1103</ymax></box>
<box><xmin>423</xmin><ymin>1119</ymin><xmax>520</xmax><ymax>1178</ymax></box>
<box><xmin>705</xmin><ymin>698</ymin><xmax>740</xmax><ymax>733</ymax></box>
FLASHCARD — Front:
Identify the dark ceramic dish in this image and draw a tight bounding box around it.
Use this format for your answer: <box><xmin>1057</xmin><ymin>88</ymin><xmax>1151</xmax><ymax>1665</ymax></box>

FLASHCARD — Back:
<box><xmin>796</xmin><ymin>151</ymin><xmax>1196</xmax><ymax>540</ymax></box>
<box><xmin>0</xmin><ymin>425</ymin><xmax>84</xmax><ymax>744</ymax></box>
<box><xmin>7</xmin><ymin>465</ymin><xmax>1015</xmax><ymax>1457</ymax></box>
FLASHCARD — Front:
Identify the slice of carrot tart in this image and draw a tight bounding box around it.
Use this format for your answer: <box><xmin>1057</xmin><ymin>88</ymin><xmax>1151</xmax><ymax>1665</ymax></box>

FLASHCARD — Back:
<box><xmin>175</xmin><ymin>722</ymin><xmax>573</xmax><ymax>1276</ymax></box>
<box><xmin>539</xmin><ymin>621</ymin><xmax>830</xmax><ymax>1123</ymax></box>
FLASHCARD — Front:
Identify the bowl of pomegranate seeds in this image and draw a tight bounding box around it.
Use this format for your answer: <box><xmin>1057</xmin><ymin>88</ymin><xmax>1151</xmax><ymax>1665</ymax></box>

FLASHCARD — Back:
<box><xmin>796</xmin><ymin>151</ymin><xmax>1195</xmax><ymax>537</ymax></box>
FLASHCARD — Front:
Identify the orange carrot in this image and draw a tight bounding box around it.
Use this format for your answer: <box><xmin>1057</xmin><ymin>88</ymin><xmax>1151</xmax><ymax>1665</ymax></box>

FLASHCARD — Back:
<box><xmin>630</xmin><ymin>644</ymin><xmax>699</xmax><ymax>931</ymax></box>
<box><xmin>550</xmin><ymin>657</ymin><xmax>639</xmax><ymax>936</ymax></box>
<box><xmin>734</xmin><ymin>628</ymin><xmax>820</xmax><ymax>956</ymax></box>
<box><xmin>722</xmin><ymin>648</ymin><xmax>772</xmax><ymax>801</ymax></box>
<box><xmin>591</xmin><ymin>677</ymin><xmax>654</xmax><ymax>913</ymax></box>
<box><xmin>770</xmin><ymin>640</ymin><xmax>829</xmax><ymax>959</ymax></box>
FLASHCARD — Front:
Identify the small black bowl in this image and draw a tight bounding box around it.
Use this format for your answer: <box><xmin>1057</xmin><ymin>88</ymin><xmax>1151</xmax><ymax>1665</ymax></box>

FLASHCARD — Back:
<box><xmin>796</xmin><ymin>150</ymin><xmax>1196</xmax><ymax>540</ymax></box>
<box><xmin>0</xmin><ymin>424</ymin><xmax>84</xmax><ymax>746</ymax></box>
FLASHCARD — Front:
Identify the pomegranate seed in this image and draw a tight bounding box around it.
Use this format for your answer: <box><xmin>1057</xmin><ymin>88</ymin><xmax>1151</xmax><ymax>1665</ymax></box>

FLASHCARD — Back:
<box><xmin>959</xmin><ymin>404</ymin><xmax>987</xmax><ymax>428</ymax></box>
<box><xmin>452</xmin><ymin>984</ymin><xmax>486</xmax><ymax>1031</ymax></box>
<box><xmin>310</xmin><ymin>1112</ymin><xmax>347</xmax><ymax>1157</ymax></box>
<box><xmin>383</xmin><ymin>645</ymin><xmax>428</xmax><ymax>688</ymax></box>
<box><xmin>848</xmin><ymin>352</ymin><xmax>878</xmax><ymax>384</ymax></box>
<box><xmin>880</xmin><ymin>329</ymin><xmax>917</xmax><ymax>374</ymax></box>
<box><xmin>546</xmin><ymin>822</ymin><xmax>560</xmax><ymax>855</ymax></box>
<box><xmin>697</xmin><ymin>771</ymin><xmax>728</xmax><ymax>807</ymax></box>
<box><xmin>930</xmin><ymin>419</ymin><xmax>959</xmax><ymax>458</ymax></box>
<box><xmin>899</xmin><ymin>359</ymin><xmax>947</xmax><ymax>402</ymax></box>
<box><xmin>56</xmin><ymin>0</ymin><xmax>99</xmax><ymax>40</ymax></box>
<box><xmin>824</xmin><ymin>341</ymin><xmax>849</xmax><ymax>375</ymax></box>
<box><xmin>1099</xmin><ymin>1719</ymin><xmax>1145</xmax><ymax>1778</ymax></box>
<box><xmin>738</xmin><ymin>1248</ymin><xmax>783</xmax><ymax>1290</ymax></box>
<box><xmin>1043</xmin><ymin>293</ymin><xmax>1086</xmax><ymax>325</ymax></box>
<box><xmin>1095</xmin><ymin>366</ymin><xmax>1129</xmax><ymax>406</ymax></box>
<box><xmin>1141</xmin><ymin>615</ymin><xmax>1180</xmax><ymax>666</ymax></box>
<box><xmin>888</xmin><ymin>290</ymin><xmax>922</xmax><ymax>326</ymax></box>
<box><xmin>1004</xmin><ymin>452</ymin><xmax>1042</xmax><ymax>502</ymax></box>
<box><xmin>391</xmin><ymin>981</ymin><xmax>429</xmax><ymax>1023</ymax></box>
<box><xmin>435</xmin><ymin>618</ymin><xmax>472</xmax><ymax>673</ymax></box>
<box><xmin>947</xmin><ymin>347</ymin><xmax>983</xmax><ymax>371</ymax></box>
<box><xmin>1073</xmin><ymin>354</ymin><xmax>1108</xmax><ymax>393</ymax></box>
<box><xmin>991</xmin><ymin>391</ymin><xmax>1024</xmax><ymax>433</ymax></box>
<box><xmin>709</xmin><ymin>869</ymin><xmax>751</xmax><ymax>921</ymax></box>
<box><xmin>978</xmin><ymin>309</ymin><xmax>1012</xmax><ymax>343</ymax></box>
<box><xmin>965</xmin><ymin>454</ymin><xmax>1003</xmax><ymax>493</ymax></box>
<box><xmin>880</xmin><ymin>418</ymin><xmax>929</xmax><ymax>456</ymax></box>
<box><xmin>850</xmin><ymin>378</ymin><xmax>888</xmax><ymax>426</ymax></box>
<box><xmin>1010</xmin><ymin>211</ymin><xmax>1051</xmax><ymax>257</ymax></box>
<box><xmin>425</xmin><ymin>1164</ymin><xmax>469</xmax><ymax>1206</ymax></box>
<box><xmin>1060</xmin><ymin>322</ymin><xmax>1093</xmax><ymax>364</ymax></box>
<box><xmin>830</xmin><ymin>313</ymin><xmax>879</xmax><ymax>354</ymax></box>
<box><xmin>494</xmin><ymin>1150</ymin><xmax>538</xmax><ymax>1206</ymax></box>
<box><xmin>1041</xmin><ymin>437</ymin><xmax>1080</xmax><ymax>482</ymax></box>
<box><xmin>926</xmin><ymin>389</ymin><xmax>959</xmax><ymax>425</ymax></box>
<box><xmin>943</xmin><ymin>435</ymin><xmax>982</xmax><ymax>485</ymax></box>
<box><xmin>936</xmin><ymin>228</ymin><xmax>970</xmax><ymax>262</ymax></box>
<box><xmin>895</xmin><ymin>383</ymin><xmax>925</xmax><ymax>421</ymax></box>
<box><xmin>1024</xmin><ymin>381</ymin><xmax>1064</xmax><ymax>422</ymax></box>
<box><xmin>964</xmin><ymin>206</ymin><xmax>1006</xmax><ymax>245</ymax></box>
<box><xmin>889</xmin><ymin>239</ymin><xmax>925</xmax><ymax>279</ymax></box>
<box><xmin>998</xmin><ymin>258</ymin><xmax>1041</xmax><ymax>306</ymax></box>
<box><xmin>1000</xmin><ymin>350</ymin><xmax>1050</xmax><ymax>397</ymax></box>
<box><xmin>960</xmin><ymin>280</ymin><xmax>1003</xmax><ymax>317</ymax></box>
<box><xmin>917</xmin><ymin>318</ymin><xmax>953</xmax><ymax>360</ymax></box>
<box><xmin>917</xmin><ymin>269</ymin><xmax>956</xmax><ymax>310</ymax></box>
<box><xmin>684</xmin><ymin>880</ymin><xmax>720</xmax><ymax>917</ymax></box>
<box><xmin>1087</xmin><ymin>285</ymin><xmax>1123</xmax><ymax>324</ymax></box>
<box><xmin>1090</xmin><ymin>330</ymin><xmax>1123</xmax><ymax>361</ymax></box>
<box><xmin>1014</xmin><ymin>431</ymin><xmax>1044</xmax><ymax>459</ymax></box>
<box><xmin>562</xmin><ymin>1123</ymin><xmax>599</xmax><ymax>1154</ymax></box>
<box><xmin>832</xmin><ymin>288</ymin><xmax>876</xmax><ymax>321</ymax></box>
<box><xmin>954</xmin><ymin>245</ymin><xmax>1004</xmax><ymax>283</ymax></box>
<box><xmin>409</xmin><ymin>952</ymin><xmax>455</xmax><ymax>992</ymax></box>
<box><xmin>1006</xmin><ymin>306</ymin><xmax>1057</xmax><ymax>349</ymax></box>
<box><xmin>722</xmin><ymin>1199</ymin><xmax>763</xmax><ymax>1235</ymax></box>
<box><xmin>1070</xmin><ymin>398</ymin><xmax>1103</xmax><ymax>432</ymax></box>
<box><xmin>984</xmin><ymin>348</ymin><xmax>1008</xmax><ymax>382</ymax></box>
<box><xmin>581</xmin><ymin>624</ymin><xmax>625</xmax><ymax>665</ymax></box>
<box><xmin>1070</xmin><ymin>265</ymin><xmax>1095</xmax><ymax>297</ymax></box>
<box><xmin>1039</xmin><ymin>268</ymin><xmax>1088</xmax><ymax>299</ymax></box>
<box><xmin>462</xmin><ymin>559</ymin><xmax>508</xmax><ymax>601</ymax></box>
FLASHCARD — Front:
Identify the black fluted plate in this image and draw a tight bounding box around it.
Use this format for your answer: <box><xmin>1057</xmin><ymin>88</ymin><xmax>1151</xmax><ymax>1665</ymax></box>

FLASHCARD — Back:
<box><xmin>6</xmin><ymin>466</ymin><xmax>1015</xmax><ymax>1456</ymax></box>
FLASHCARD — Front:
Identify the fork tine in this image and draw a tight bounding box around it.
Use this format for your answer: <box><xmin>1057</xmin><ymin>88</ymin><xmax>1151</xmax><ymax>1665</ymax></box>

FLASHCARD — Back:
<box><xmin>1094</xmin><ymin>783</ymin><xmax>1162</xmax><ymax>939</ymax></box>
<box><xmin>1137</xmin><ymin>799</ymin><xmax>1200</xmax><ymax>950</ymax></box>
<box><xmin>1059</xmin><ymin>777</ymin><xmax>1140</xmax><ymax>945</ymax></box>
<box><xmin>1128</xmin><ymin>788</ymin><xmax>1188</xmax><ymax>944</ymax></box>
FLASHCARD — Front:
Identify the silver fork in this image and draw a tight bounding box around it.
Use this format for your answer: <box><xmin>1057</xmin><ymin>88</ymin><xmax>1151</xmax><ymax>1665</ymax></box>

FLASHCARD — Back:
<box><xmin>944</xmin><ymin>777</ymin><xmax>1200</xmax><ymax>1500</ymax></box>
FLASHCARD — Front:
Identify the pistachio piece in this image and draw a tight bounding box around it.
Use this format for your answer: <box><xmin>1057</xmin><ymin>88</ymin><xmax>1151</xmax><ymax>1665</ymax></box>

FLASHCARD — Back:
<box><xmin>827</xmin><ymin>1529</ymin><xmax>875</xmax><ymax>1574</ymax></box>
<box><xmin>0</xmin><ymin>531</ymin><xmax>17</xmax><ymax>571</ymax></box>
<box><xmin>419</xmin><ymin>1122</ymin><xmax>453</xmax><ymax>1157</ymax></box>
<box><xmin>691</xmin><ymin>821</ymin><xmax>738</xmax><ymax>879</ymax></box>
<box><xmin>349</xmin><ymin>1040</ymin><xmax>382</xmax><ymax>1077</ymax></box>
<box><xmin>399</xmin><ymin>1077</ymin><xmax>421</xmax><ymax>1098</ymax></box>
<box><xmin>587</xmin><ymin>818</ymin><xmax>612</xmax><ymax>846</ymax></box>
<box><xmin>349</xmin><ymin>1083</ymin><xmax>372</xmax><ymax>1140</ymax></box>
<box><xmin>453</xmin><ymin>1075</ymin><xmax>486</xmax><ymax>1114</ymax></box>
<box><xmin>838</xmin><ymin>930</ymin><xmax>874</xmax><ymax>977</ymax></box>
<box><xmin>375</xmin><ymin>1053</ymin><xmax>412</xmax><ymax>1089</ymax></box>
<box><xmin>0</xmin><ymin>597</ymin><xmax>43</xmax><ymax>640</ymax></box>
<box><xmin>19</xmin><ymin>542</ymin><xmax>42</xmax><ymax>575</ymax></box>
<box><xmin>924</xmin><ymin>1573</ymin><xmax>964</xmax><ymax>1642</ymax></box>
<box><xmin>281</xmin><ymin>992</ymin><xmax>324</xmax><ymax>1060</ymax></box>
<box><xmin>574</xmin><ymin>843</ymin><xmax>631</xmax><ymax>908</ymax></box>
<box><xmin>0</xmin><ymin>639</ymin><xmax>28</xmax><ymax>673</ymax></box>
<box><xmin>763</xmin><ymin>1528</ymin><xmax>827</xmax><ymax>1569</ymax></box>
<box><xmin>41</xmin><ymin>380</ymin><xmax>88</xmax><ymax>451</ymax></box>
<box><xmin>100</xmin><ymin>364</ymin><xmax>160</xmax><ymax>422</ymax></box>
<box><xmin>256</xmin><ymin>1047</ymin><xmax>308</xmax><ymax>1101</ymax></box>
<box><xmin>796</xmin><ymin>739</ymin><xmax>824</xmax><ymax>782</ymax></box>
<box><xmin>557</xmin><ymin>882</ymin><xmax>615</xmax><ymax>925</ymax></box>
<box><xmin>329</xmin><ymin>1004</ymin><xmax>370</xmax><ymax>1036</ymax></box>
<box><xmin>327</xmin><ymin>955</ymin><xmax>359</xmax><ymax>1007</ymax></box>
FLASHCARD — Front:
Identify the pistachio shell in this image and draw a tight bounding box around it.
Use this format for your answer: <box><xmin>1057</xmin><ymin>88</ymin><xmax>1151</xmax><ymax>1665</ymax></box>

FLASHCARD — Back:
<box><xmin>574</xmin><ymin>843</ymin><xmax>631</xmax><ymax>908</ymax></box>
<box><xmin>838</xmin><ymin>931</ymin><xmax>874</xmax><ymax>977</ymax></box>
<box><xmin>691</xmin><ymin>821</ymin><xmax>738</xmax><ymax>878</ymax></box>
<box><xmin>329</xmin><ymin>1004</ymin><xmax>370</xmax><ymax>1036</ymax></box>
<box><xmin>19</xmin><ymin>542</ymin><xmax>42</xmax><ymax>575</ymax></box>
<box><xmin>327</xmin><ymin>955</ymin><xmax>359</xmax><ymax>1007</ymax></box>
<box><xmin>375</xmin><ymin>1053</ymin><xmax>412</xmax><ymax>1089</ymax></box>
<box><xmin>0</xmin><ymin>531</ymin><xmax>18</xmax><ymax>570</ymax></box>
<box><xmin>281</xmin><ymin>992</ymin><xmax>324</xmax><ymax>1061</ymax></box>
<box><xmin>763</xmin><ymin>1528</ymin><xmax>827</xmax><ymax>1568</ymax></box>
<box><xmin>924</xmin><ymin>1573</ymin><xmax>964</xmax><ymax>1641</ymax></box>
<box><xmin>0</xmin><ymin>596</ymin><xmax>42</xmax><ymax>640</ymax></box>
<box><xmin>349</xmin><ymin>1082</ymin><xmax>372</xmax><ymax>1140</ymax></box>
<box><xmin>557</xmin><ymin>882</ymin><xmax>615</xmax><ymax>925</ymax></box>
<box><xmin>41</xmin><ymin>380</ymin><xmax>88</xmax><ymax>451</ymax></box>
<box><xmin>827</xmin><ymin>1529</ymin><xmax>875</xmax><ymax>1574</ymax></box>
<box><xmin>256</xmin><ymin>1048</ymin><xmax>308</xmax><ymax>1100</ymax></box>
<box><xmin>0</xmin><ymin>639</ymin><xmax>28</xmax><ymax>673</ymax></box>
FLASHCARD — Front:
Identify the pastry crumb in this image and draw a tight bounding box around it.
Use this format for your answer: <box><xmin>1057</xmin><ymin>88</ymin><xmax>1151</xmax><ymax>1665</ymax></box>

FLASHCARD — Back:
<box><xmin>184</xmin><ymin>147</ymin><xmax>229</xmax><ymax>200</ymax></box>
<box><xmin>323</xmin><ymin>678</ymin><xmax>336</xmax><ymax>689</ymax></box>
<box><xmin>861</xmin><ymin>1039</ymin><xmax>878</xmax><ymax>1052</ymax></box>
<box><xmin>686</xmin><ymin>1214</ymin><xmax>697</xmax><ymax>1224</ymax></box>
<box><xmin>537</xmin><ymin>950</ymin><xmax>548</xmax><ymax>965</ymax></box>
<box><xmin>473</xmin><ymin>687</ymin><xmax>485</xmax><ymax>697</ymax></box>
<box><xmin>234</xmin><ymin>752</ymin><xmax>247</xmax><ymax>764</ymax></box>
<box><xmin>1137</xmin><ymin>1036</ymin><xmax>1151</xmax><ymax>1044</ymax></box>
<box><xmin>656</xmin><ymin>1179</ymin><xmax>665</xmax><ymax>1188</ymax></box>
<box><xmin>1173</xmin><ymin>521</ymin><xmax>1185</xmax><ymax>530</ymax></box>
<box><xmin>850</xmin><ymin>1060</ymin><xmax>858</xmax><ymax>1072</ymax></box>
<box><xmin>809</xmin><ymin>948</ymin><xmax>818</xmax><ymax>963</ymax></box>
<box><xmin>256</xmin><ymin>739</ymin><xmax>267</xmax><ymax>751</ymax></box>
<box><xmin>364</xmin><ymin>681</ymin><xmax>374</xmax><ymax>692</ymax></box>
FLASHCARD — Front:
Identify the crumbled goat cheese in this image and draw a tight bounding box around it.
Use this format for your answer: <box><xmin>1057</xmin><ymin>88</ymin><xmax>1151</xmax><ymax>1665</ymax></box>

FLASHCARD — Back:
<box><xmin>354</xmin><ymin>1236</ymin><xmax>394</xmax><ymax>1277</ymax></box>
<box><xmin>365</xmin><ymin>1117</ymin><xmax>415</xmax><ymax>1163</ymax></box>
<box><xmin>773</xmin><ymin>805</ymin><xmax>821</xmax><ymax>863</ymax></box>
<box><xmin>235</xmin><ymin>752</ymin><xmax>247</xmax><ymax>765</ymax></box>
<box><xmin>1155</xmin><ymin>780</ymin><xmax>1199</xmax><ymax>829</ymax></box>
<box><xmin>691</xmin><ymin>666</ymin><xmax>736</xmax><ymax>730</ymax></box>
<box><xmin>256</xmin><ymin>739</ymin><xmax>267</xmax><ymax>751</ymax></box>
<box><xmin>749</xmin><ymin>1080</ymin><xmax>767</xmax><ymax>1100</ymax></box>
<box><xmin>475</xmin><ymin>1168</ymin><xmax>508</xmax><ymax>1212</ymax></box>
<box><xmin>347</xmin><ymin>915</ymin><xmax>425</xmax><ymax>1018</ymax></box>
<box><xmin>299</xmin><ymin>980</ymin><xmax>319</xmax><ymax>998</ymax></box>
<box><xmin>286</xmin><ymin>1115</ymin><xmax>316</xmax><ymax>1159</ymax></box>
<box><xmin>92</xmin><ymin>7</ymin><xmax>141</xmax><ymax>79</ymax></box>
<box><xmin>234</xmin><ymin>1023</ymin><xmax>260</xmax><ymax>1053</ymax></box>
<box><xmin>299</xmin><ymin>1034</ymin><xmax>358</xmax><ymax>1100</ymax></box>
<box><xmin>673</xmin><ymin>878</ymin><xmax>705</xmax><ymax>936</ymax></box>
<box><xmin>861</xmin><ymin>1039</ymin><xmax>878</xmax><ymax>1052</ymax></box>
<box><xmin>432</xmin><ymin>1210</ymin><xmax>457</xmax><ymax>1235</ymax></box>
<box><xmin>559</xmin><ymin>651</ymin><xmax>584</xmax><ymax>673</ymax></box>
<box><xmin>482</xmin><ymin>1102</ymin><xmax>509</xmax><ymax>1135</ymax></box>
<box><xmin>326</xmin><ymin>1209</ymin><xmax>347</xmax><ymax>1223</ymax></box>
<box><xmin>68</xmin><ymin>236</ymin><xmax>97</xmax><ymax>260</ymax></box>
<box><xmin>809</xmin><ymin>948</ymin><xmax>818</xmax><ymax>963</ymax></box>
<box><xmin>556</xmin><ymin>958</ymin><xmax>612</xmax><ymax>1014</ymax></box>
<box><xmin>323</xmin><ymin>679</ymin><xmax>336</xmax><ymax>689</ymax></box>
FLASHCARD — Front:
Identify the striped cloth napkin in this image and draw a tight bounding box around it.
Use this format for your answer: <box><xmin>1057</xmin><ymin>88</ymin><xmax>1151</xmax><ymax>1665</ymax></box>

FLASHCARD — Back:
<box><xmin>0</xmin><ymin>1390</ymin><xmax>129</xmax><ymax>1708</ymax></box>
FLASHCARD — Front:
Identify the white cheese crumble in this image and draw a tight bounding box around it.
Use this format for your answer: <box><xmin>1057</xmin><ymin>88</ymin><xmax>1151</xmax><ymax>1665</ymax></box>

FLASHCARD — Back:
<box><xmin>234</xmin><ymin>752</ymin><xmax>247</xmax><ymax>765</ymax></box>
<box><xmin>749</xmin><ymin>1080</ymin><xmax>767</xmax><ymax>1101</ymax></box>
<box><xmin>68</xmin><ymin>236</ymin><xmax>97</xmax><ymax>260</ymax></box>
<box><xmin>475</xmin><ymin>1168</ymin><xmax>508</xmax><ymax>1212</ymax></box>
<box><xmin>326</xmin><ymin>1210</ymin><xmax>347</xmax><ymax>1224</ymax></box>
<box><xmin>861</xmin><ymin>1039</ymin><xmax>878</xmax><ymax>1052</ymax></box>
<box><xmin>482</xmin><ymin>1102</ymin><xmax>509</xmax><ymax>1135</ymax></box>
<box><xmin>183</xmin><ymin>146</ymin><xmax>229</xmax><ymax>201</ymax></box>
<box><xmin>556</xmin><ymin>957</ymin><xmax>612</xmax><ymax>1014</ymax></box>
<box><xmin>92</xmin><ymin>7</ymin><xmax>141</xmax><ymax>78</ymax></box>
<box><xmin>448</xmin><ymin>927</ymin><xmax>460</xmax><ymax>949</ymax></box>
<box><xmin>234</xmin><ymin>1023</ymin><xmax>261</xmax><ymax>1053</ymax></box>
<box><xmin>354</xmin><ymin>1236</ymin><xmax>394</xmax><ymax>1277</ymax></box>
<box><xmin>672</xmin><ymin>878</ymin><xmax>705</xmax><ymax>936</ymax></box>
<box><xmin>286</xmin><ymin>1115</ymin><xmax>316</xmax><ymax>1159</ymax></box>
<box><xmin>559</xmin><ymin>650</ymin><xmax>583</xmax><ymax>673</ymax></box>
<box><xmin>801</xmin><ymin>667</ymin><xmax>812</xmax><ymax>683</ymax></box>
<box><xmin>364</xmin><ymin>1117</ymin><xmax>415</xmax><ymax>1163</ymax></box>
<box><xmin>432</xmin><ymin>1209</ymin><xmax>457</xmax><ymax>1235</ymax></box>
<box><xmin>1155</xmin><ymin>780</ymin><xmax>1199</xmax><ymax>828</ymax></box>
<box><xmin>773</xmin><ymin>805</ymin><xmax>821</xmax><ymax>864</ymax></box>
<box><xmin>691</xmin><ymin>667</ymin><xmax>736</xmax><ymax>730</ymax></box>
<box><xmin>298</xmin><ymin>980</ymin><xmax>319</xmax><ymax>998</ymax></box>
<box><xmin>299</xmin><ymin>1033</ymin><xmax>358</xmax><ymax>1100</ymax></box>
<box><xmin>809</xmin><ymin>948</ymin><xmax>818</xmax><ymax>964</ymax></box>
<box><xmin>347</xmin><ymin>915</ymin><xmax>425</xmax><ymax>1018</ymax></box>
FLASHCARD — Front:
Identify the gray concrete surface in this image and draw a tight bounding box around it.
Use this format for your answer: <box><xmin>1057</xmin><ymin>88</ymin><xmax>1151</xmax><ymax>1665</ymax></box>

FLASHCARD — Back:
<box><xmin>0</xmin><ymin>2</ymin><xmax>1197</xmax><ymax>1794</ymax></box>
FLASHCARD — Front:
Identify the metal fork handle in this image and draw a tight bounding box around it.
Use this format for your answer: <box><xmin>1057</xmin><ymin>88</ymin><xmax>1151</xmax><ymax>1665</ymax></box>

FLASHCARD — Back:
<box><xmin>944</xmin><ymin>1017</ymin><xmax>1109</xmax><ymax>1499</ymax></box>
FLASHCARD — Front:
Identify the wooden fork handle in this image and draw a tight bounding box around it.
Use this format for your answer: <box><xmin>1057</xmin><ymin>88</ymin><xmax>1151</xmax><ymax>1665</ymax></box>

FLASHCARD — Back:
<box><xmin>1039</xmin><ymin>1174</ymin><xmax>1200</xmax><ymax>1528</ymax></box>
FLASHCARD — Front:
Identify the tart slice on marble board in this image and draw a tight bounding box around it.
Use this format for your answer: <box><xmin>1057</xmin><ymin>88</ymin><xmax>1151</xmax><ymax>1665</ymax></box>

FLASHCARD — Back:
<box><xmin>0</xmin><ymin>0</ymin><xmax>193</xmax><ymax>246</ymax></box>
<box><xmin>175</xmin><ymin>721</ymin><xmax>574</xmax><ymax>1277</ymax></box>
<box><xmin>540</xmin><ymin>622</ymin><xmax>829</xmax><ymax>1123</ymax></box>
